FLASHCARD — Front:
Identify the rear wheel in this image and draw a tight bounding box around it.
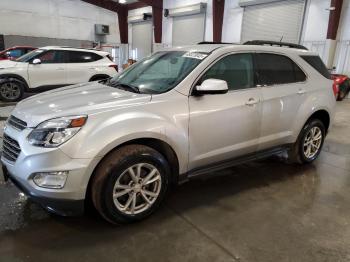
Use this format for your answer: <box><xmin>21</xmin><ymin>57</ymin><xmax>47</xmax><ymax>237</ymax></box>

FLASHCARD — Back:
<box><xmin>91</xmin><ymin>145</ymin><xmax>170</xmax><ymax>224</ymax></box>
<box><xmin>288</xmin><ymin>119</ymin><xmax>325</xmax><ymax>164</ymax></box>
<box><xmin>0</xmin><ymin>79</ymin><xmax>24</xmax><ymax>102</ymax></box>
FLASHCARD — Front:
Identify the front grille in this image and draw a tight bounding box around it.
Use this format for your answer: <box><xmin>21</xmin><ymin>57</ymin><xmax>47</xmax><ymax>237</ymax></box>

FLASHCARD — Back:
<box><xmin>7</xmin><ymin>115</ymin><xmax>27</xmax><ymax>131</ymax></box>
<box><xmin>2</xmin><ymin>134</ymin><xmax>21</xmax><ymax>163</ymax></box>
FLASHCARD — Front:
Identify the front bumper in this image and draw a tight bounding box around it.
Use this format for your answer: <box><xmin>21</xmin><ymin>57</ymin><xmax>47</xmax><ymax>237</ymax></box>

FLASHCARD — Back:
<box><xmin>1</xmin><ymin>124</ymin><xmax>101</xmax><ymax>216</ymax></box>
<box><xmin>3</xmin><ymin>165</ymin><xmax>84</xmax><ymax>216</ymax></box>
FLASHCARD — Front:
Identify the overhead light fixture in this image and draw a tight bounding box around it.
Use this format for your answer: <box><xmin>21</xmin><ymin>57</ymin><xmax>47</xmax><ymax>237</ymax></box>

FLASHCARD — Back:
<box><xmin>119</xmin><ymin>0</ymin><xmax>126</xmax><ymax>3</ymax></box>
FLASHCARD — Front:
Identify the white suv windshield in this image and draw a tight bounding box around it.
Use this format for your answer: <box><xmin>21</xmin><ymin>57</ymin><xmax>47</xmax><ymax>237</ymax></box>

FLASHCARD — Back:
<box><xmin>16</xmin><ymin>49</ymin><xmax>44</xmax><ymax>62</ymax></box>
<box><xmin>108</xmin><ymin>51</ymin><xmax>207</xmax><ymax>94</ymax></box>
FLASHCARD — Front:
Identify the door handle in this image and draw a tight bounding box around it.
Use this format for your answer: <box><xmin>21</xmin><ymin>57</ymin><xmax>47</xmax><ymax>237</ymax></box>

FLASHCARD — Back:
<box><xmin>56</xmin><ymin>67</ymin><xmax>65</xmax><ymax>71</ymax></box>
<box><xmin>245</xmin><ymin>98</ymin><xmax>259</xmax><ymax>106</ymax></box>
<box><xmin>297</xmin><ymin>89</ymin><xmax>306</xmax><ymax>95</ymax></box>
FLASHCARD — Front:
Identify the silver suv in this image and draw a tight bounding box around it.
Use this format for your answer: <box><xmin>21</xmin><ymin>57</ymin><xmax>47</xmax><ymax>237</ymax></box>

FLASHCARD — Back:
<box><xmin>2</xmin><ymin>42</ymin><xmax>335</xmax><ymax>224</ymax></box>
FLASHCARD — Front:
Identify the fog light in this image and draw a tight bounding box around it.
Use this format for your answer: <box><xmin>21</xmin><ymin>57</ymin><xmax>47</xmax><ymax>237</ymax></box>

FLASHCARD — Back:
<box><xmin>33</xmin><ymin>171</ymin><xmax>68</xmax><ymax>189</ymax></box>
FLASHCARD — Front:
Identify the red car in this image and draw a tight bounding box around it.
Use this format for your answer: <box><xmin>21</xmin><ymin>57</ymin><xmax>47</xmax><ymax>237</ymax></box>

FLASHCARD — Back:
<box><xmin>0</xmin><ymin>46</ymin><xmax>37</xmax><ymax>61</ymax></box>
<box><xmin>331</xmin><ymin>74</ymin><xmax>350</xmax><ymax>101</ymax></box>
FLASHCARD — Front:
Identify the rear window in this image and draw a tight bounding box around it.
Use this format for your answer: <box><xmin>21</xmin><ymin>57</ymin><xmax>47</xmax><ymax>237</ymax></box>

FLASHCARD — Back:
<box><xmin>68</xmin><ymin>51</ymin><xmax>102</xmax><ymax>63</ymax></box>
<box><xmin>300</xmin><ymin>55</ymin><xmax>331</xmax><ymax>79</ymax></box>
<box><xmin>255</xmin><ymin>53</ymin><xmax>306</xmax><ymax>86</ymax></box>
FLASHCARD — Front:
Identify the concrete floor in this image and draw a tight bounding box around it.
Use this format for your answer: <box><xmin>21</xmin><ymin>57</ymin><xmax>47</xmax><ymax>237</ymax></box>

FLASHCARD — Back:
<box><xmin>1</xmin><ymin>101</ymin><xmax>350</xmax><ymax>262</ymax></box>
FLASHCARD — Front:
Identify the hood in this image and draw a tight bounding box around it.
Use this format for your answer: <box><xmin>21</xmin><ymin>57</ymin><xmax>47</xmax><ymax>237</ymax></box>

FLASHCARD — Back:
<box><xmin>12</xmin><ymin>82</ymin><xmax>152</xmax><ymax>127</ymax></box>
<box><xmin>0</xmin><ymin>60</ymin><xmax>19</xmax><ymax>69</ymax></box>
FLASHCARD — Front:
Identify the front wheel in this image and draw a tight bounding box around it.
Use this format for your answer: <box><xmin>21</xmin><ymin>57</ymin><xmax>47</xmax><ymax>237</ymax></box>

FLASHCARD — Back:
<box><xmin>91</xmin><ymin>145</ymin><xmax>170</xmax><ymax>224</ymax></box>
<box><xmin>0</xmin><ymin>79</ymin><xmax>24</xmax><ymax>102</ymax></box>
<box><xmin>288</xmin><ymin>119</ymin><xmax>325</xmax><ymax>164</ymax></box>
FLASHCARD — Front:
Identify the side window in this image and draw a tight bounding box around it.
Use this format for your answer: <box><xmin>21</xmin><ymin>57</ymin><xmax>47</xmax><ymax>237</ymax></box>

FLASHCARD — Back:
<box><xmin>300</xmin><ymin>55</ymin><xmax>331</xmax><ymax>79</ymax></box>
<box><xmin>255</xmin><ymin>53</ymin><xmax>306</xmax><ymax>85</ymax></box>
<box><xmin>200</xmin><ymin>53</ymin><xmax>254</xmax><ymax>90</ymax></box>
<box><xmin>68</xmin><ymin>51</ymin><xmax>102</xmax><ymax>63</ymax></box>
<box><xmin>36</xmin><ymin>50</ymin><xmax>66</xmax><ymax>64</ymax></box>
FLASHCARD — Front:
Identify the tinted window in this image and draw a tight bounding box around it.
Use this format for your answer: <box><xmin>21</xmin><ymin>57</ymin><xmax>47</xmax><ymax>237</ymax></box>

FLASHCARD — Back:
<box><xmin>256</xmin><ymin>53</ymin><xmax>306</xmax><ymax>86</ymax></box>
<box><xmin>68</xmin><ymin>51</ymin><xmax>102</xmax><ymax>63</ymax></box>
<box><xmin>300</xmin><ymin>55</ymin><xmax>331</xmax><ymax>79</ymax></box>
<box><xmin>200</xmin><ymin>53</ymin><xmax>254</xmax><ymax>90</ymax></box>
<box><xmin>36</xmin><ymin>50</ymin><xmax>66</xmax><ymax>64</ymax></box>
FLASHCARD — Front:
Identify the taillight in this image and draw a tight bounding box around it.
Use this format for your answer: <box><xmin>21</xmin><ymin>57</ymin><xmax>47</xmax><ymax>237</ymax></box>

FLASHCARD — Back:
<box><xmin>109</xmin><ymin>64</ymin><xmax>118</xmax><ymax>72</ymax></box>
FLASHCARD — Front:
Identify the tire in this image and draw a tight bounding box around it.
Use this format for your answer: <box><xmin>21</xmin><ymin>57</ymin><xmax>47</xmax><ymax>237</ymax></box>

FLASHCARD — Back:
<box><xmin>91</xmin><ymin>145</ymin><xmax>170</xmax><ymax>224</ymax></box>
<box><xmin>337</xmin><ymin>89</ymin><xmax>346</xmax><ymax>101</ymax></box>
<box><xmin>288</xmin><ymin>119</ymin><xmax>325</xmax><ymax>164</ymax></box>
<box><xmin>0</xmin><ymin>78</ymin><xmax>24</xmax><ymax>102</ymax></box>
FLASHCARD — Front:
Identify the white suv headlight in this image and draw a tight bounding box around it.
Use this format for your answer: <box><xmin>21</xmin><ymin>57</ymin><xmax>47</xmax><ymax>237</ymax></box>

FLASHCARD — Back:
<box><xmin>28</xmin><ymin>116</ymin><xmax>87</xmax><ymax>147</ymax></box>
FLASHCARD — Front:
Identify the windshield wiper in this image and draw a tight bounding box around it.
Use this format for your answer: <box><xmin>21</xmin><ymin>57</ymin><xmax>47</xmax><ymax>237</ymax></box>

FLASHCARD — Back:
<box><xmin>108</xmin><ymin>81</ymin><xmax>140</xmax><ymax>93</ymax></box>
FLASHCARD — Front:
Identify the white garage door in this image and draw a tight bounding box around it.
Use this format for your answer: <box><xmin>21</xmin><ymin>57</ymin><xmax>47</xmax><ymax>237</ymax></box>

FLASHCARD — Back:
<box><xmin>172</xmin><ymin>14</ymin><xmax>206</xmax><ymax>46</ymax></box>
<box><xmin>241</xmin><ymin>0</ymin><xmax>306</xmax><ymax>44</ymax></box>
<box><xmin>132</xmin><ymin>21</ymin><xmax>153</xmax><ymax>60</ymax></box>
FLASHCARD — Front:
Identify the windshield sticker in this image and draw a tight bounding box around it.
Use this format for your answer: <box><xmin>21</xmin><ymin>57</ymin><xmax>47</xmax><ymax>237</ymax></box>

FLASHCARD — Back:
<box><xmin>182</xmin><ymin>52</ymin><xmax>208</xmax><ymax>60</ymax></box>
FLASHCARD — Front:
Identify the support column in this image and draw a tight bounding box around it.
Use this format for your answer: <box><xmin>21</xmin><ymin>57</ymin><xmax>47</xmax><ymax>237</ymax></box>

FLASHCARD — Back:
<box><xmin>325</xmin><ymin>0</ymin><xmax>344</xmax><ymax>69</ymax></box>
<box><xmin>213</xmin><ymin>0</ymin><xmax>225</xmax><ymax>42</ymax></box>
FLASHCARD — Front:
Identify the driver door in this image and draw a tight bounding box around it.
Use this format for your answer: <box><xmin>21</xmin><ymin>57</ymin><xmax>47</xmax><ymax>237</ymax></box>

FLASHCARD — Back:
<box><xmin>28</xmin><ymin>50</ymin><xmax>68</xmax><ymax>89</ymax></box>
<box><xmin>188</xmin><ymin>53</ymin><xmax>262</xmax><ymax>170</ymax></box>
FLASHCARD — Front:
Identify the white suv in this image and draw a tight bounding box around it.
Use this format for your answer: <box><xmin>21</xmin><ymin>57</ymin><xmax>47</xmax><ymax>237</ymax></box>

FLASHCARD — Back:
<box><xmin>2</xmin><ymin>42</ymin><xmax>335</xmax><ymax>224</ymax></box>
<box><xmin>0</xmin><ymin>46</ymin><xmax>118</xmax><ymax>101</ymax></box>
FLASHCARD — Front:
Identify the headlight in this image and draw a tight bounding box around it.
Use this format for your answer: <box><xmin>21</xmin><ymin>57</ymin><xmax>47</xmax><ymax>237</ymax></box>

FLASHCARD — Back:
<box><xmin>28</xmin><ymin>115</ymin><xmax>87</xmax><ymax>147</ymax></box>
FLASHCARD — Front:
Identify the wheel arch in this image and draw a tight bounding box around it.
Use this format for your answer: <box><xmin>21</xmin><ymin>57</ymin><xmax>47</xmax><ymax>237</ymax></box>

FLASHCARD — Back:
<box><xmin>0</xmin><ymin>73</ymin><xmax>29</xmax><ymax>91</ymax></box>
<box><xmin>89</xmin><ymin>74</ymin><xmax>111</xmax><ymax>82</ymax></box>
<box><xmin>306</xmin><ymin>110</ymin><xmax>330</xmax><ymax>133</ymax></box>
<box><xmin>85</xmin><ymin>137</ymin><xmax>180</xmax><ymax>203</ymax></box>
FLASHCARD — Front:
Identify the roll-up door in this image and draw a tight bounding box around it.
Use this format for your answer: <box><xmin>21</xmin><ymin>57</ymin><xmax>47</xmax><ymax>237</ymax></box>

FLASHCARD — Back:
<box><xmin>172</xmin><ymin>13</ymin><xmax>206</xmax><ymax>46</ymax></box>
<box><xmin>131</xmin><ymin>21</ymin><xmax>153</xmax><ymax>60</ymax></box>
<box><xmin>241</xmin><ymin>0</ymin><xmax>306</xmax><ymax>44</ymax></box>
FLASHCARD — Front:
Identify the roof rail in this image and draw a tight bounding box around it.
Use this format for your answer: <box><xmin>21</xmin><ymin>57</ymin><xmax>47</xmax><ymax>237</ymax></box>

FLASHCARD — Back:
<box><xmin>197</xmin><ymin>41</ymin><xmax>233</xmax><ymax>45</ymax></box>
<box><xmin>243</xmin><ymin>40</ymin><xmax>308</xmax><ymax>50</ymax></box>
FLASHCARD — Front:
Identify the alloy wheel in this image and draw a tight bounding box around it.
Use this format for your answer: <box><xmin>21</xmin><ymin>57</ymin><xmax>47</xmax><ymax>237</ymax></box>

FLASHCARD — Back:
<box><xmin>303</xmin><ymin>126</ymin><xmax>322</xmax><ymax>159</ymax></box>
<box><xmin>112</xmin><ymin>163</ymin><xmax>162</xmax><ymax>215</ymax></box>
<box><xmin>0</xmin><ymin>82</ymin><xmax>21</xmax><ymax>100</ymax></box>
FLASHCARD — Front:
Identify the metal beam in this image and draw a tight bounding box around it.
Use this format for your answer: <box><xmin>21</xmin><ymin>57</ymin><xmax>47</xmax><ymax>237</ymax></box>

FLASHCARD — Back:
<box><xmin>213</xmin><ymin>0</ymin><xmax>225</xmax><ymax>42</ymax></box>
<box><xmin>127</xmin><ymin>2</ymin><xmax>149</xmax><ymax>10</ymax></box>
<box><xmin>327</xmin><ymin>0</ymin><xmax>344</xmax><ymax>40</ymax></box>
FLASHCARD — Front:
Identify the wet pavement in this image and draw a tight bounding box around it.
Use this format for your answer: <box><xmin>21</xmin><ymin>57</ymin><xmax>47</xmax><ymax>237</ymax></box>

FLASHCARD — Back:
<box><xmin>1</xmin><ymin>101</ymin><xmax>350</xmax><ymax>262</ymax></box>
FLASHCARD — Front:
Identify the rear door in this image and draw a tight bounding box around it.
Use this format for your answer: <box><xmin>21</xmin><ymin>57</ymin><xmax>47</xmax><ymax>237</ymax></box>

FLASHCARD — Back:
<box><xmin>27</xmin><ymin>50</ymin><xmax>68</xmax><ymax>88</ymax></box>
<box><xmin>66</xmin><ymin>51</ymin><xmax>103</xmax><ymax>84</ymax></box>
<box><xmin>255</xmin><ymin>53</ymin><xmax>307</xmax><ymax>150</ymax></box>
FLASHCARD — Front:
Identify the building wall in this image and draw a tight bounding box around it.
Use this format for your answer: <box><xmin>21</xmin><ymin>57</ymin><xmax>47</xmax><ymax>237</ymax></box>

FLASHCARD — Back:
<box><xmin>0</xmin><ymin>0</ymin><xmax>120</xmax><ymax>48</ymax></box>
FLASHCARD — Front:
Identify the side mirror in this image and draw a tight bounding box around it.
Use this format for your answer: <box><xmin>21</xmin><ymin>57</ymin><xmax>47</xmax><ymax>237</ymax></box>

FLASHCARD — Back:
<box><xmin>32</xmin><ymin>58</ymin><xmax>41</xmax><ymax>65</ymax></box>
<box><xmin>194</xmin><ymin>79</ymin><xmax>228</xmax><ymax>95</ymax></box>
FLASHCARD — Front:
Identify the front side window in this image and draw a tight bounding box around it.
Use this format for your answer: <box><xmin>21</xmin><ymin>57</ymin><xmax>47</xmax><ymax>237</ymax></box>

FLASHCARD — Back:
<box><xmin>36</xmin><ymin>50</ymin><xmax>67</xmax><ymax>64</ymax></box>
<box><xmin>255</xmin><ymin>53</ymin><xmax>306</xmax><ymax>86</ymax></box>
<box><xmin>107</xmin><ymin>51</ymin><xmax>205</xmax><ymax>94</ymax></box>
<box><xmin>200</xmin><ymin>53</ymin><xmax>254</xmax><ymax>90</ymax></box>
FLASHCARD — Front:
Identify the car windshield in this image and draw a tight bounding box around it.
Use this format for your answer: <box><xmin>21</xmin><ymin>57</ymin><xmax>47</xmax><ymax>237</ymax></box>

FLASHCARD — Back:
<box><xmin>106</xmin><ymin>51</ymin><xmax>207</xmax><ymax>94</ymax></box>
<box><xmin>16</xmin><ymin>49</ymin><xmax>44</xmax><ymax>62</ymax></box>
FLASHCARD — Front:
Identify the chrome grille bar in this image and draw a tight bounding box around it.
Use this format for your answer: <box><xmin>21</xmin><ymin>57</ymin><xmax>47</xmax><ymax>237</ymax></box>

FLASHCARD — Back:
<box><xmin>2</xmin><ymin>134</ymin><xmax>21</xmax><ymax>163</ymax></box>
<box><xmin>7</xmin><ymin>115</ymin><xmax>27</xmax><ymax>131</ymax></box>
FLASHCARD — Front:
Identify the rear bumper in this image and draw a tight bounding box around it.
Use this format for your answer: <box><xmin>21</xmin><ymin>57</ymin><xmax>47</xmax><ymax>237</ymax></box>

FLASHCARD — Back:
<box><xmin>3</xmin><ymin>165</ymin><xmax>84</xmax><ymax>216</ymax></box>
